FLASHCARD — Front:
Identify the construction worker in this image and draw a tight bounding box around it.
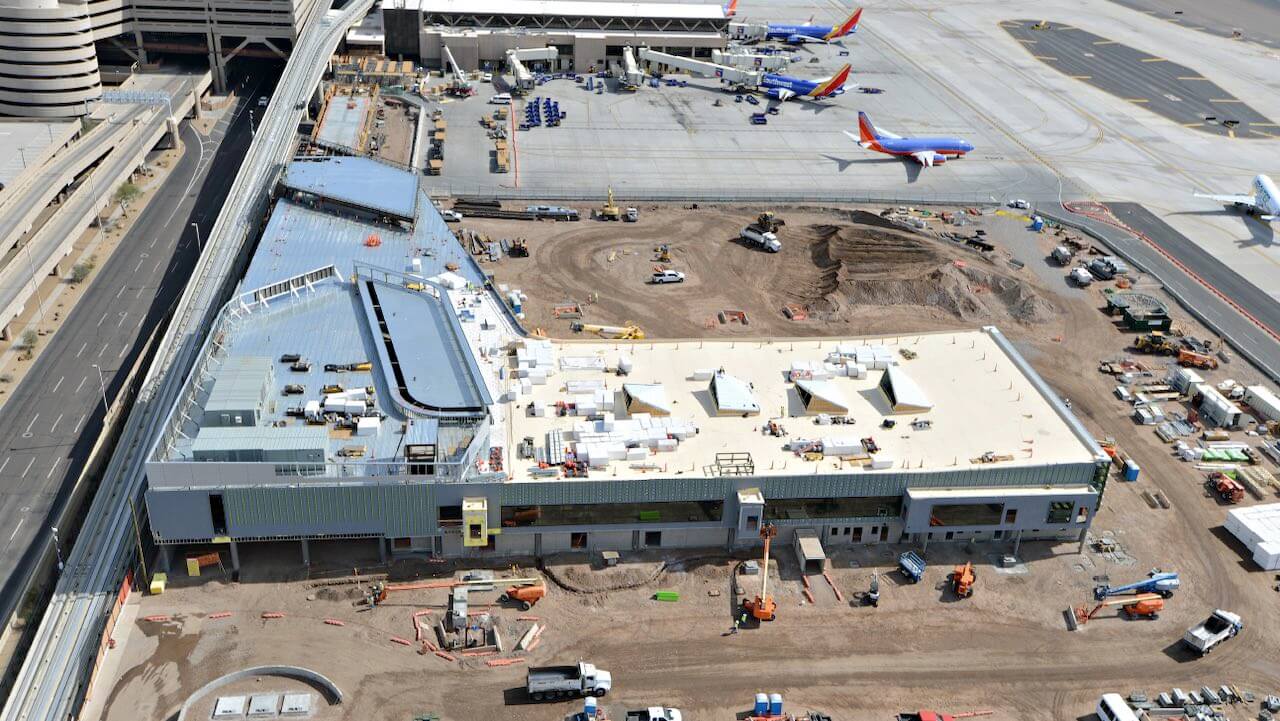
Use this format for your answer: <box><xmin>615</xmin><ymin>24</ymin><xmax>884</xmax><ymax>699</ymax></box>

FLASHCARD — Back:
<box><xmin>740</xmin><ymin>611</ymin><xmax>748</xmax><ymax>628</ymax></box>
<box><xmin>730</xmin><ymin>618</ymin><xmax>740</xmax><ymax>635</ymax></box>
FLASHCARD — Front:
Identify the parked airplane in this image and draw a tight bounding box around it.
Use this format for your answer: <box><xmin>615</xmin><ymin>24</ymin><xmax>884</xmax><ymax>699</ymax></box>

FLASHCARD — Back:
<box><xmin>1194</xmin><ymin>174</ymin><xmax>1279</xmax><ymax>221</ymax></box>
<box><xmin>756</xmin><ymin>63</ymin><xmax>853</xmax><ymax>101</ymax></box>
<box><xmin>764</xmin><ymin>7</ymin><xmax>862</xmax><ymax>44</ymax></box>
<box><xmin>844</xmin><ymin>111</ymin><xmax>974</xmax><ymax>166</ymax></box>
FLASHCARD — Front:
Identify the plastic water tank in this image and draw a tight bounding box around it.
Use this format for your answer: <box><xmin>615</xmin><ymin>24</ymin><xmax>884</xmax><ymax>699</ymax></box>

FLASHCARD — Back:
<box><xmin>769</xmin><ymin>693</ymin><xmax>783</xmax><ymax>715</ymax></box>
<box><xmin>754</xmin><ymin>693</ymin><xmax>768</xmax><ymax>715</ymax></box>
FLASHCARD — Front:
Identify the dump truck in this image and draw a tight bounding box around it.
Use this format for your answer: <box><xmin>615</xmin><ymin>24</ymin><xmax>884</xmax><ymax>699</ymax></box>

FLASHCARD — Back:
<box><xmin>740</xmin><ymin>224</ymin><xmax>782</xmax><ymax>252</ymax></box>
<box><xmin>527</xmin><ymin>662</ymin><xmax>612</xmax><ymax>700</ymax></box>
<box><xmin>1183</xmin><ymin>609</ymin><xmax>1242</xmax><ymax>655</ymax></box>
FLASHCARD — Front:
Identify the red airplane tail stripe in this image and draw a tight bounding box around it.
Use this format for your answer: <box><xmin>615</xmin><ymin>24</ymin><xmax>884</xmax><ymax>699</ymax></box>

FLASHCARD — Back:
<box><xmin>858</xmin><ymin>112</ymin><xmax>877</xmax><ymax>143</ymax></box>
<box><xmin>813</xmin><ymin>65</ymin><xmax>851</xmax><ymax>96</ymax></box>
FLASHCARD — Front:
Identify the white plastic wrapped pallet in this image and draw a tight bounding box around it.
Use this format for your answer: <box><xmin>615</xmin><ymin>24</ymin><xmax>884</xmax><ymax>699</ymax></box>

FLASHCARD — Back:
<box><xmin>821</xmin><ymin>437</ymin><xmax>861</xmax><ymax>455</ymax></box>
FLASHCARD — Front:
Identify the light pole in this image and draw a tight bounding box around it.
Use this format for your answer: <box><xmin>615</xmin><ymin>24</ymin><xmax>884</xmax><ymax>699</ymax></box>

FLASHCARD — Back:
<box><xmin>91</xmin><ymin>363</ymin><xmax>109</xmax><ymax>413</ymax></box>
<box><xmin>50</xmin><ymin>526</ymin><xmax>64</xmax><ymax>573</ymax></box>
<box><xmin>190</xmin><ymin>221</ymin><xmax>202</xmax><ymax>253</ymax></box>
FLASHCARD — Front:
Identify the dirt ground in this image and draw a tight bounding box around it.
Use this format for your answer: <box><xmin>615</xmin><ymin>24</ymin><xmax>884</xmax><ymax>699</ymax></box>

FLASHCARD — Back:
<box><xmin>93</xmin><ymin>204</ymin><xmax>1280</xmax><ymax>721</ymax></box>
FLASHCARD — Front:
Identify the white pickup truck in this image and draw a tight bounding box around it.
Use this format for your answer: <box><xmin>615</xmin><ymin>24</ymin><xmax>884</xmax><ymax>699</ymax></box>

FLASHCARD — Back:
<box><xmin>1183</xmin><ymin>609</ymin><xmax>1242</xmax><ymax>655</ymax></box>
<box><xmin>740</xmin><ymin>224</ymin><xmax>781</xmax><ymax>253</ymax></box>
<box><xmin>626</xmin><ymin>708</ymin><xmax>683</xmax><ymax>721</ymax></box>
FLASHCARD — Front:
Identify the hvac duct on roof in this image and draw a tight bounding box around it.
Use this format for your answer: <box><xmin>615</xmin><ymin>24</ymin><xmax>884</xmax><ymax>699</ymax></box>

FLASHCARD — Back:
<box><xmin>878</xmin><ymin>366</ymin><xmax>933</xmax><ymax>414</ymax></box>
<box><xmin>709</xmin><ymin>372</ymin><xmax>760</xmax><ymax>416</ymax></box>
<box><xmin>622</xmin><ymin>383</ymin><xmax>671</xmax><ymax>416</ymax></box>
<box><xmin>794</xmin><ymin>379</ymin><xmax>849</xmax><ymax>415</ymax></box>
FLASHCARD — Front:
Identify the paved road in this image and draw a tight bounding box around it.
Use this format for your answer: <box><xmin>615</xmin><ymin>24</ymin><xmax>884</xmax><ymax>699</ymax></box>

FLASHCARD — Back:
<box><xmin>1041</xmin><ymin>206</ymin><xmax>1280</xmax><ymax>384</ymax></box>
<box><xmin>0</xmin><ymin>88</ymin><xmax>259</xmax><ymax>629</ymax></box>
<box><xmin>1002</xmin><ymin>20</ymin><xmax>1271</xmax><ymax>138</ymax></box>
<box><xmin>1107</xmin><ymin>0</ymin><xmax>1280</xmax><ymax>49</ymax></box>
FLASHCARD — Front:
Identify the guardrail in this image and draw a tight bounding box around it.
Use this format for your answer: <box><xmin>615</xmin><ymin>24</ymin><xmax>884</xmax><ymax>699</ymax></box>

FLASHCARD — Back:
<box><xmin>0</xmin><ymin>3</ymin><xmax>375</xmax><ymax>719</ymax></box>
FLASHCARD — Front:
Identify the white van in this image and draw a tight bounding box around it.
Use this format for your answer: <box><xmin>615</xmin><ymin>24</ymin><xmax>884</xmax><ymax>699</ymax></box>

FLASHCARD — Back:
<box><xmin>1096</xmin><ymin>694</ymin><xmax>1140</xmax><ymax>721</ymax></box>
<box><xmin>489</xmin><ymin>93</ymin><xmax>512</xmax><ymax>105</ymax></box>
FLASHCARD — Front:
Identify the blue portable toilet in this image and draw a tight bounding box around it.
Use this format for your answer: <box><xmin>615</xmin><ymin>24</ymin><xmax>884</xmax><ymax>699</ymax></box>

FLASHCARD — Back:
<box><xmin>753</xmin><ymin>694</ymin><xmax>768</xmax><ymax>715</ymax></box>
<box><xmin>1124</xmin><ymin>460</ymin><xmax>1140</xmax><ymax>481</ymax></box>
<box><xmin>584</xmin><ymin>697</ymin><xmax>598</xmax><ymax>717</ymax></box>
<box><xmin>769</xmin><ymin>694</ymin><xmax>783</xmax><ymax>715</ymax></box>
<box><xmin>1030</xmin><ymin>215</ymin><xmax>1044</xmax><ymax>231</ymax></box>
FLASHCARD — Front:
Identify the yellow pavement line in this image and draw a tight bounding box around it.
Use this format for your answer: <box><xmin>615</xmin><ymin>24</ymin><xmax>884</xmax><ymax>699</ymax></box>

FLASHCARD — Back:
<box><xmin>1123</xmin><ymin>98</ymin><xmax>1150</xmax><ymax>103</ymax></box>
<box><xmin>1018</xmin><ymin>38</ymin><xmax>1038</xmax><ymax>43</ymax></box>
<box><xmin>1093</xmin><ymin>40</ymin><xmax>1117</xmax><ymax>45</ymax></box>
<box><xmin>1140</xmin><ymin>57</ymin><xmax>1168</xmax><ymax>62</ymax></box>
<box><xmin>1227</xmin><ymin>128</ymin><xmax>1236</xmax><ymax>138</ymax></box>
<box><xmin>1034</xmin><ymin>56</ymin><xmax>1058</xmax><ymax>60</ymax></box>
<box><xmin>1070</xmin><ymin>75</ymin><xmax>1092</xmax><ymax>80</ymax></box>
<box><xmin>1210</xmin><ymin>98</ymin><xmax>1244</xmax><ymax>103</ymax></box>
<box><xmin>1251</xmin><ymin>122</ymin><xmax>1279</xmax><ymax>127</ymax></box>
<box><xmin>1182</xmin><ymin>122</ymin><xmax>1202</xmax><ymax>127</ymax></box>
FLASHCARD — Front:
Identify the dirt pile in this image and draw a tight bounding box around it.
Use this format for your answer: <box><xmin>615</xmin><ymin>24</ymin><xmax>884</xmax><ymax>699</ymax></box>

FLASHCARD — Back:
<box><xmin>800</xmin><ymin>224</ymin><xmax>1058</xmax><ymax>325</ymax></box>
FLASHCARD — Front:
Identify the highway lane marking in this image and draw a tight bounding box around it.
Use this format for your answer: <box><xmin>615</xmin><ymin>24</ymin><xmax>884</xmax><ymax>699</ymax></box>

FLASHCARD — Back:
<box><xmin>50</xmin><ymin>413</ymin><xmax>62</xmax><ymax>434</ymax></box>
<box><xmin>97</xmin><ymin>342</ymin><xmax>108</xmax><ymax>358</ymax></box>
<box><xmin>116</xmin><ymin>311</ymin><xmax>128</xmax><ymax>328</ymax></box>
<box><xmin>46</xmin><ymin>459</ymin><xmax>58</xmax><ymax>479</ymax></box>
<box><xmin>1034</xmin><ymin>56</ymin><xmax>1057</xmax><ymax>61</ymax></box>
<box><xmin>8</xmin><ymin>518</ymin><xmax>23</xmax><ymax>542</ymax></box>
<box><xmin>118</xmin><ymin>343</ymin><xmax>129</xmax><ymax>358</ymax></box>
<box><xmin>1018</xmin><ymin>39</ymin><xmax>1037</xmax><ymax>44</ymax></box>
<box><xmin>20</xmin><ymin>458</ymin><xmax>34</xmax><ymax>478</ymax></box>
<box><xmin>135</xmin><ymin>286</ymin><xmax>145</xmax><ymax>299</ymax></box>
<box><xmin>0</xmin><ymin>458</ymin><xmax>8</xmax><ymax>475</ymax></box>
<box><xmin>115</xmin><ymin>285</ymin><xmax>126</xmax><ymax>300</ymax></box>
<box><xmin>1178</xmin><ymin>76</ymin><xmax>1209</xmax><ymax>80</ymax></box>
<box><xmin>75</xmin><ymin>375</ymin><xmax>87</xmax><ymax>393</ymax></box>
<box><xmin>133</xmin><ymin>257</ymin><xmax>144</xmax><ymax>273</ymax></box>
<box><xmin>1140</xmin><ymin>57</ymin><xmax>1168</xmax><ymax>62</ymax></box>
<box><xmin>51</xmin><ymin>375</ymin><xmax>64</xmax><ymax>393</ymax></box>
<box><xmin>153</xmin><ymin>259</ymin><xmax>163</xmax><ymax>273</ymax></box>
<box><xmin>1210</xmin><ymin>98</ymin><xmax>1245</xmax><ymax>103</ymax></box>
<box><xmin>23</xmin><ymin>413</ymin><xmax>39</xmax><ymax>435</ymax></box>
<box><xmin>96</xmin><ymin>312</ymin><xmax>108</xmax><ymax>327</ymax></box>
<box><xmin>73</xmin><ymin>414</ymin><xmax>84</xmax><ymax>433</ymax></box>
<box><xmin>75</xmin><ymin>341</ymin><xmax>87</xmax><ymax>358</ymax></box>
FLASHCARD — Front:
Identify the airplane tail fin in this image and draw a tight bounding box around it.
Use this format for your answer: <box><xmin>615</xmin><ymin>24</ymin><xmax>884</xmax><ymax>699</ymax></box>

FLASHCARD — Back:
<box><xmin>724</xmin><ymin>0</ymin><xmax>738</xmax><ymax>17</ymax></box>
<box><xmin>811</xmin><ymin>64</ymin><xmax>852</xmax><ymax>96</ymax></box>
<box><xmin>825</xmin><ymin>7</ymin><xmax>863</xmax><ymax>39</ymax></box>
<box><xmin>857</xmin><ymin>111</ymin><xmax>879</xmax><ymax>142</ymax></box>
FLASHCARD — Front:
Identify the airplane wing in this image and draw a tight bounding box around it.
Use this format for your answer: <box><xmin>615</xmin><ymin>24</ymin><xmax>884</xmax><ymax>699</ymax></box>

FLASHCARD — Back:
<box><xmin>1193</xmin><ymin>191</ymin><xmax>1256</xmax><ymax>207</ymax></box>
<box><xmin>910</xmin><ymin>151</ymin><xmax>938</xmax><ymax>167</ymax></box>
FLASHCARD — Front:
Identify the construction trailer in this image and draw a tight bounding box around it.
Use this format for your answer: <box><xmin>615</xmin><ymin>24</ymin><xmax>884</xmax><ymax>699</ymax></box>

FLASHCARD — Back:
<box><xmin>1224</xmin><ymin>503</ymin><xmax>1280</xmax><ymax>570</ymax></box>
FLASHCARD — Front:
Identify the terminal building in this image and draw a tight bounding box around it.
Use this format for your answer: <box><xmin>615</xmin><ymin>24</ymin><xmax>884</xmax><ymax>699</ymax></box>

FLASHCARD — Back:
<box><xmin>0</xmin><ymin>0</ymin><xmax>319</xmax><ymax>116</ymax></box>
<box><xmin>381</xmin><ymin>0</ymin><xmax>729</xmax><ymax>74</ymax></box>
<box><xmin>143</xmin><ymin>157</ymin><xmax>1110</xmax><ymax>568</ymax></box>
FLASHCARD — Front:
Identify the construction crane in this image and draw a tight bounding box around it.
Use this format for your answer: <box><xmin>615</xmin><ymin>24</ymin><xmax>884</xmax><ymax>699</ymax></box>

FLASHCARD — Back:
<box><xmin>1074</xmin><ymin>592</ymin><xmax>1164</xmax><ymax>626</ymax></box>
<box><xmin>570</xmin><ymin>322</ymin><xmax>645</xmax><ymax>340</ymax></box>
<box><xmin>744</xmin><ymin>524</ymin><xmax>778</xmax><ymax>622</ymax></box>
<box><xmin>1093</xmin><ymin>570</ymin><xmax>1180</xmax><ymax>601</ymax></box>
<box><xmin>441</xmin><ymin>44</ymin><xmax>474</xmax><ymax>96</ymax></box>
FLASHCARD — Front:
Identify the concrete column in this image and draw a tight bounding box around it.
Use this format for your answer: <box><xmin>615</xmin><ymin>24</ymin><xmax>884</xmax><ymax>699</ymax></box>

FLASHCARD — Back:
<box><xmin>229</xmin><ymin>541</ymin><xmax>241</xmax><ymax>572</ymax></box>
<box><xmin>921</xmin><ymin>534</ymin><xmax>929</xmax><ymax>555</ymax></box>
<box><xmin>1013</xmin><ymin>530</ymin><xmax>1023</xmax><ymax>557</ymax></box>
<box><xmin>377</xmin><ymin>538</ymin><xmax>387</xmax><ymax>564</ymax></box>
<box><xmin>159</xmin><ymin>545</ymin><xmax>172</xmax><ymax>573</ymax></box>
<box><xmin>301</xmin><ymin>538</ymin><xmax>310</xmax><ymax>566</ymax></box>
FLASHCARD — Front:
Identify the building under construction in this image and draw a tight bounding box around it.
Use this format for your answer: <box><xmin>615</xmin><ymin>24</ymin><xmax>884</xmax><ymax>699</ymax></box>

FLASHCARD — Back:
<box><xmin>143</xmin><ymin>157</ymin><xmax>1110</xmax><ymax>571</ymax></box>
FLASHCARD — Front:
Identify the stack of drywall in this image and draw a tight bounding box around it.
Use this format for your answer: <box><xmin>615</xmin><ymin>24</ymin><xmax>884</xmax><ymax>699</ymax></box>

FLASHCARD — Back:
<box><xmin>323</xmin><ymin>391</ymin><xmax>367</xmax><ymax>416</ymax></box>
<box><xmin>1133</xmin><ymin>403</ymin><xmax>1166</xmax><ymax>425</ymax></box>
<box><xmin>789</xmin><ymin>360</ymin><xmax>831</xmax><ymax>381</ymax></box>
<box><xmin>565</xmin><ymin>388</ymin><xmax>612</xmax><ymax>416</ymax></box>
<box><xmin>429</xmin><ymin>270</ymin><xmax>468</xmax><ymax>290</ymax></box>
<box><xmin>515</xmin><ymin>339</ymin><xmax>556</xmax><ymax>374</ymax></box>
<box><xmin>830</xmin><ymin>344</ymin><xmax>895</xmax><ymax>370</ymax></box>
<box><xmin>571</xmin><ymin>414</ymin><xmax>696</xmax><ymax>465</ymax></box>
<box><xmin>821</xmin><ymin>437</ymin><xmax>862</xmax><ymax>455</ymax></box>
<box><xmin>1224</xmin><ymin>503</ymin><xmax>1280</xmax><ymax>570</ymax></box>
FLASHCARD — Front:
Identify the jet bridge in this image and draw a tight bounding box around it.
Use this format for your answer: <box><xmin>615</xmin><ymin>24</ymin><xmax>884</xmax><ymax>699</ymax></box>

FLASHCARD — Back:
<box><xmin>713</xmin><ymin>48</ymin><xmax>792</xmax><ymax>72</ymax></box>
<box><xmin>637</xmin><ymin>47</ymin><xmax>762</xmax><ymax>87</ymax></box>
<box><xmin>506</xmin><ymin>47</ymin><xmax>559</xmax><ymax>94</ymax></box>
<box><xmin>621</xmin><ymin>46</ymin><xmax>643</xmax><ymax>89</ymax></box>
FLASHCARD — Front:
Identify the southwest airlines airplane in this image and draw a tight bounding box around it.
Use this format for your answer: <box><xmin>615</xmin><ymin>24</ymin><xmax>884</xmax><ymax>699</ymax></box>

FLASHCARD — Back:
<box><xmin>764</xmin><ymin>7</ymin><xmax>863</xmax><ymax>44</ymax></box>
<box><xmin>1194</xmin><ymin>174</ymin><xmax>1280</xmax><ymax>221</ymax></box>
<box><xmin>845</xmin><ymin>112</ymin><xmax>974</xmax><ymax>166</ymax></box>
<box><xmin>755</xmin><ymin>64</ymin><xmax>853</xmax><ymax>101</ymax></box>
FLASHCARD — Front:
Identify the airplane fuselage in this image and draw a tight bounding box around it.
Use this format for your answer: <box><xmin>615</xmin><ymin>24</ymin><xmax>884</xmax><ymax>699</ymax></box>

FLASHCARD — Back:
<box><xmin>872</xmin><ymin>136</ymin><xmax>973</xmax><ymax>157</ymax></box>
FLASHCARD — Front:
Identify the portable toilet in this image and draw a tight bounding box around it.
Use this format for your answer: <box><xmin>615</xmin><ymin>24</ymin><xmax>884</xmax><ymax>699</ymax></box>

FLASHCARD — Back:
<box><xmin>1124</xmin><ymin>460</ymin><xmax>1141</xmax><ymax>482</ymax></box>
<box><xmin>584</xmin><ymin>697</ymin><xmax>598</xmax><ymax>717</ymax></box>
<box><xmin>769</xmin><ymin>693</ymin><xmax>783</xmax><ymax>715</ymax></box>
<box><xmin>1030</xmin><ymin>215</ymin><xmax>1045</xmax><ymax>231</ymax></box>
<box><xmin>754</xmin><ymin>693</ymin><xmax>768</xmax><ymax>715</ymax></box>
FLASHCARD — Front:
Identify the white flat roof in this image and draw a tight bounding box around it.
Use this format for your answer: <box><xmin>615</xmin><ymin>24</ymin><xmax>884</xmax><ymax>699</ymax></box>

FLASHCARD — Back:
<box><xmin>496</xmin><ymin>329</ymin><xmax>1101</xmax><ymax>482</ymax></box>
<box><xmin>411</xmin><ymin>0</ymin><xmax>727</xmax><ymax>20</ymax></box>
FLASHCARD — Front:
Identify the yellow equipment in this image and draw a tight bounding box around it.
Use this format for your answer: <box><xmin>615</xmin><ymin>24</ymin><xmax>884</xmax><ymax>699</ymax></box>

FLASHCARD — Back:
<box><xmin>744</xmin><ymin>524</ymin><xmax>778</xmax><ymax>622</ymax></box>
<box><xmin>1031</xmin><ymin>20</ymin><xmax>1050</xmax><ymax>30</ymax></box>
<box><xmin>1177</xmin><ymin>348</ymin><xmax>1219</xmax><ymax>370</ymax></box>
<box><xmin>572</xmin><ymin>322</ymin><xmax>645</xmax><ymax>340</ymax></box>
<box><xmin>755</xmin><ymin>211</ymin><xmax>784</xmax><ymax>233</ymax></box>
<box><xmin>654</xmin><ymin>245</ymin><xmax>672</xmax><ymax>263</ymax></box>
<box><xmin>1135</xmin><ymin>332</ymin><xmax>1177</xmax><ymax>355</ymax></box>
<box><xmin>599</xmin><ymin>187</ymin><xmax>622</xmax><ymax>221</ymax></box>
